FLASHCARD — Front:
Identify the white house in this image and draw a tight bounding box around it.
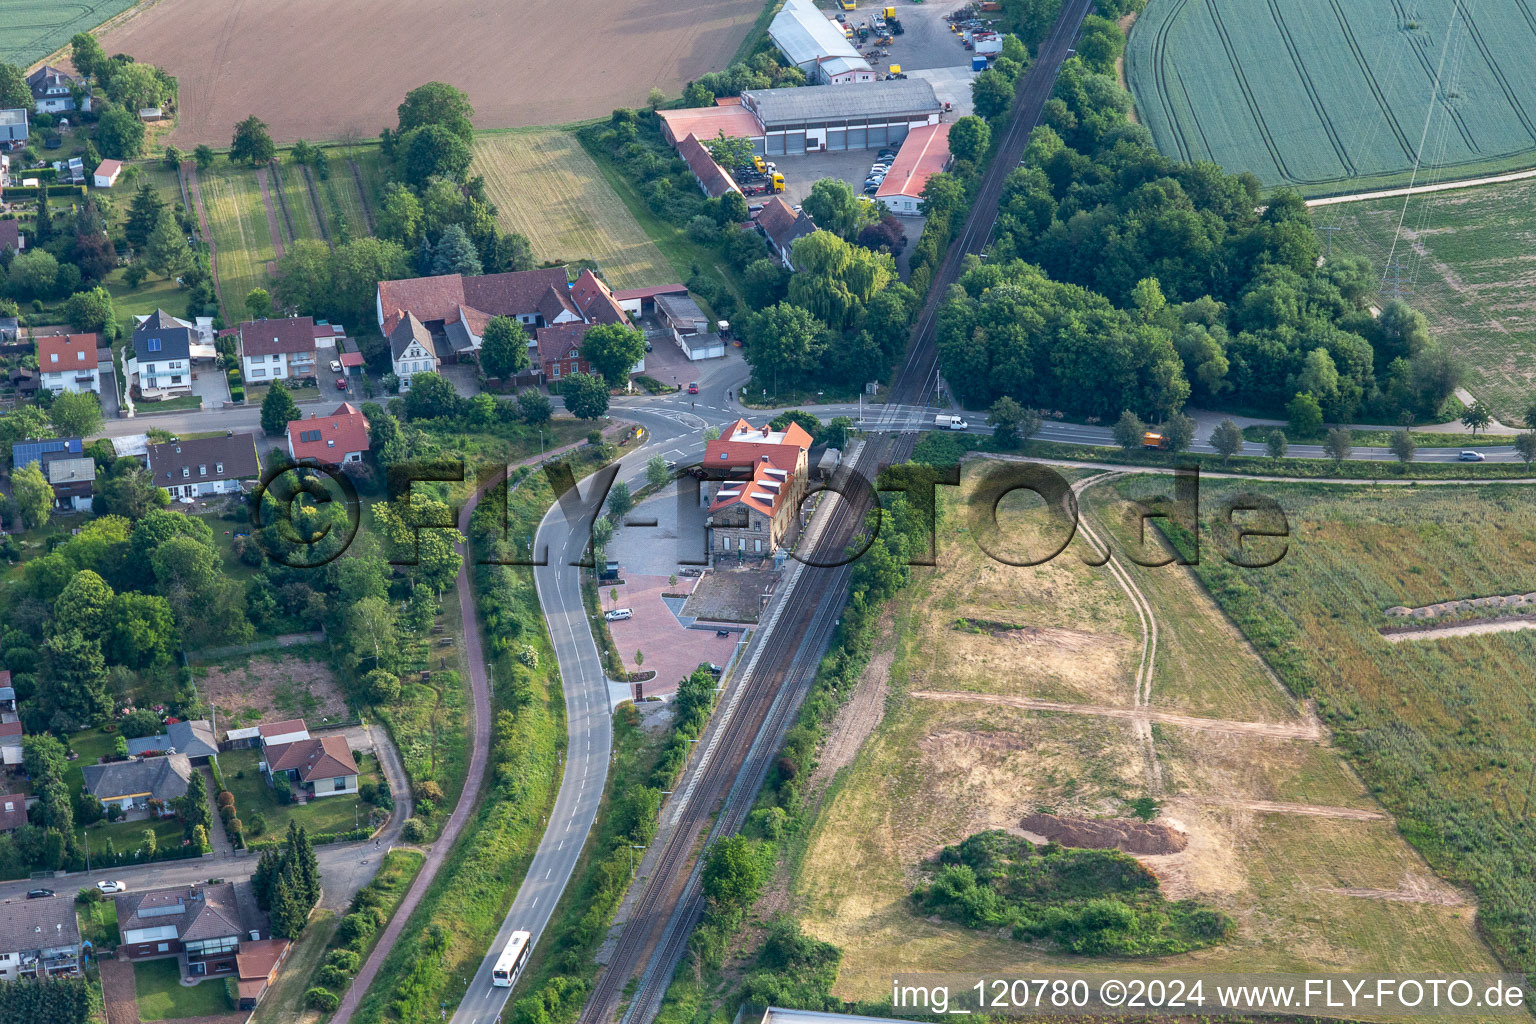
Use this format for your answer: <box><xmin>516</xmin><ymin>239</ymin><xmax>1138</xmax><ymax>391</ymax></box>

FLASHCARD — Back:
<box><xmin>92</xmin><ymin>159</ymin><xmax>122</xmax><ymax>188</ymax></box>
<box><xmin>386</xmin><ymin>312</ymin><xmax>439</xmax><ymax>390</ymax></box>
<box><xmin>129</xmin><ymin>310</ymin><xmax>194</xmax><ymax>399</ymax></box>
<box><xmin>26</xmin><ymin>66</ymin><xmax>88</xmax><ymax>115</ymax></box>
<box><xmin>0</xmin><ymin>897</ymin><xmax>81</xmax><ymax>981</ymax></box>
<box><xmin>238</xmin><ymin>317</ymin><xmax>322</xmax><ymax>383</ymax></box>
<box><xmin>146</xmin><ymin>434</ymin><xmax>260</xmax><ymax>499</ymax></box>
<box><xmin>36</xmin><ymin>333</ymin><xmax>101</xmax><ymax>394</ymax></box>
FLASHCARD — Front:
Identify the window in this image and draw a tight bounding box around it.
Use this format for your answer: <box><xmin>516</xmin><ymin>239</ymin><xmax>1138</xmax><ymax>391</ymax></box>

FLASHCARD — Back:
<box><xmin>334</xmin><ymin>776</ymin><xmax>346</xmax><ymax>791</ymax></box>
<box><xmin>215</xmin><ymin>462</ymin><xmax>223</xmax><ymax>474</ymax></box>
<box><xmin>157</xmin><ymin>943</ymin><xmax>168</xmax><ymax>953</ymax></box>
<box><xmin>198</xmin><ymin>464</ymin><xmax>206</xmax><ymax>476</ymax></box>
<box><xmin>181</xmin><ymin>468</ymin><xmax>189</xmax><ymax>478</ymax></box>
<box><xmin>147</xmin><ymin>337</ymin><xmax>161</xmax><ymax>352</ymax></box>
<box><xmin>49</xmin><ymin>353</ymin><xmax>57</xmax><ymax>363</ymax></box>
<box><xmin>171</xmin><ymin>376</ymin><xmax>182</xmax><ymax>384</ymax></box>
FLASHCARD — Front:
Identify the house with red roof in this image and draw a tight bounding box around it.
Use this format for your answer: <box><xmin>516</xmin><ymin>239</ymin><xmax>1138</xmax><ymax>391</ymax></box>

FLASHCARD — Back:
<box><xmin>263</xmin><ymin>735</ymin><xmax>359</xmax><ymax>799</ymax></box>
<box><xmin>875</xmin><ymin>122</ymin><xmax>952</xmax><ymax>216</ymax></box>
<box><xmin>237</xmin><ymin>316</ymin><xmax>334</xmax><ymax>384</ymax></box>
<box><xmin>569</xmin><ymin>268</ymin><xmax>629</xmax><ymax>325</ymax></box>
<box><xmin>36</xmin><ymin>332</ymin><xmax>101</xmax><ymax>394</ymax></box>
<box><xmin>703</xmin><ymin>418</ymin><xmax>814</xmax><ymax>557</ymax></box>
<box><xmin>534</xmin><ymin>323</ymin><xmax>593</xmax><ymax>383</ymax></box>
<box><xmin>287</xmin><ymin>403</ymin><xmax>370</xmax><ymax>464</ymax></box>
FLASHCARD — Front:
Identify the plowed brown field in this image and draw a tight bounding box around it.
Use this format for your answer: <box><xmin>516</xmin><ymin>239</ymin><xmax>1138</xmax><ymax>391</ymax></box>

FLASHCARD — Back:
<box><xmin>99</xmin><ymin>0</ymin><xmax>767</xmax><ymax>144</ymax></box>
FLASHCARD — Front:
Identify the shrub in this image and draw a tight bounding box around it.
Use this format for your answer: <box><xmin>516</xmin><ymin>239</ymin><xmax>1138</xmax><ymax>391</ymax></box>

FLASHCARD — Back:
<box><xmin>401</xmin><ymin>817</ymin><xmax>429</xmax><ymax>842</ymax></box>
<box><xmin>336</xmin><ymin>912</ymin><xmax>376</xmax><ymax>945</ymax></box>
<box><xmin>414</xmin><ymin>780</ymin><xmax>443</xmax><ymax>804</ymax></box>
<box><xmin>273</xmin><ymin>772</ymin><xmax>293</xmax><ymax>804</ymax></box>
<box><xmin>316</xmin><ymin>964</ymin><xmax>351</xmax><ymax>988</ymax></box>
<box><xmin>217</xmin><ymin>791</ymin><xmax>235</xmax><ymax>809</ymax></box>
<box><xmin>305</xmin><ymin>987</ymin><xmax>339</xmax><ymax>1012</ymax></box>
<box><xmin>325</xmin><ymin>949</ymin><xmax>360</xmax><ymax>973</ymax></box>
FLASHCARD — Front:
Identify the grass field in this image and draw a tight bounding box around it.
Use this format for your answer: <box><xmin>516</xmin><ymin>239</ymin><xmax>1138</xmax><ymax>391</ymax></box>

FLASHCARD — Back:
<box><xmin>1315</xmin><ymin>179</ymin><xmax>1536</xmax><ymax>421</ymax></box>
<box><xmin>791</xmin><ymin>469</ymin><xmax>1498</xmax><ymax>1004</ymax></box>
<box><xmin>1126</xmin><ymin>0</ymin><xmax>1536</xmax><ymax>194</ymax></box>
<box><xmin>192</xmin><ymin>162</ymin><xmax>281</xmax><ymax>321</ymax></box>
<box><xmin>135</xmin><ymin>958</ymin><xmax>229</xmax><ymax>1021</ymax></box>
<box><xmin>1</xmin><ymin>0</ymin><xmax>138</xmax><ymax>66</ymax></box>
<box><xmin>472</xmin><ymin>130</ymin><xmax>673</xmax><ymax>290</ymax></box>
<box><xmin>1174</xmin><ymin>478</ymin><xmax>1536</xmax><ymax>978</ymax></box>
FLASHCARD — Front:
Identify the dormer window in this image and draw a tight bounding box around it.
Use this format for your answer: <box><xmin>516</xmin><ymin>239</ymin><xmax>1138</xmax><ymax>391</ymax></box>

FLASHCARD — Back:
<box><xmin>147</xmin><ymin>338</ymin><xmax>161</xmax><ymax>352</ymax></box>
<box><xmin>215</xmin><ymin>462</ymin><xmax>223</xmax><ymax>474</ymax></box>
<box><xmin>181</xmin><ymin>468</ymin><xmax>189</xmax><ymax>478</ymax></box>
<box><xmin>198</xmin><ymin>464</ymin><xmax>207</xmax><ymax>476</ymax></box>
<box><xmin>49</xmin><ymin>353</ymin><xmax>57</xmax><ymax>363</ymax></box>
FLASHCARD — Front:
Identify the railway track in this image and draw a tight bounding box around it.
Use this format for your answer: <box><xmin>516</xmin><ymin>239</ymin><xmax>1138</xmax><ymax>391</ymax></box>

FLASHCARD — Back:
<box><xmin>577</xmin><ymin>5</ymin><xmax>1094</xmax><ymax>1021</ymax></box>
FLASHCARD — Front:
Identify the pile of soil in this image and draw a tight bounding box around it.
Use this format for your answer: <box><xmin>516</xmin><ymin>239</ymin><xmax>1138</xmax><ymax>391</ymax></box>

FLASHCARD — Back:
<box><xmin>1020</xmin><ymin>812</ymin><xmax>1188</xmax><ymax>855</ymax></box>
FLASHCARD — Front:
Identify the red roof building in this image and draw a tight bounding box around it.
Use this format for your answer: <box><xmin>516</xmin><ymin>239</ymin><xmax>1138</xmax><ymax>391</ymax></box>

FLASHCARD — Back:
<box><xmin>875</xmin><ymin>122</ymin><xmax>952</xmax><ymax>215</ymax></box>
<box><xmin>263</xmin><ymin>735</ymin><xmax>360</xmax><ymax>798</ymax></box>
<box><xmin>570</xmin><ymin>268</ymin><xmax>628</xmax><ymax>325</ymax></box>
<box><xmin>286</xmin><ymin>403</ymin><xmax>370</xmax><ymax>464</ymax></box>
<box><xmin>375</xmin><ymin>267</ymin><xmax>576</xmax><ymax>336</ymax></box>
<box><xmin>657</xmin><ymin>104</ymin><xmax>763</xmax><ymax>147</ymax></box>
<box><xmin>36</xmin><ymin>332</ymin><xmax>101</xmax><ymax>394</ymax></box>
<box><xmin>676</xmin><ymin>134</ymin><xmax>742</xmax><ymax>199</ymax></box>
<box><xmin>704</xmin><ymin>418</ymin><xmax>813</xmax><ymax>558</ymax></box>
<box><xmin>534</xmin><ymin>323</ymin><xmax>592</xmax><ymax>382</ymax></box>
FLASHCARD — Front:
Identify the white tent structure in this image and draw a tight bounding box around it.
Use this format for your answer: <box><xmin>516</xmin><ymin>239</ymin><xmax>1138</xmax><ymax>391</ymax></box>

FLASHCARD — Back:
<box><xmin>769</xmin><ymin>0</ymin><xmax>874</xmax><ymax>84</ymax></box>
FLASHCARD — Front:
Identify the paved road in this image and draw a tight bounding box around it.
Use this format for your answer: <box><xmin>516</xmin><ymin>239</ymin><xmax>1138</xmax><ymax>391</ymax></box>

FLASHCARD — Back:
<box><xmin>450</xmin><ymin>405</ymin><xmax>715</xmax><ymax>1024</ymax></box>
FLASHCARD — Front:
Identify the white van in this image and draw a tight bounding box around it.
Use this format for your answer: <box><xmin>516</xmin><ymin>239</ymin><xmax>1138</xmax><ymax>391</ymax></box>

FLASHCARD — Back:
<box><xmin>604</xmin><ymin>608</ymin><xmax>633</xmax><ymax>621</ymax></box>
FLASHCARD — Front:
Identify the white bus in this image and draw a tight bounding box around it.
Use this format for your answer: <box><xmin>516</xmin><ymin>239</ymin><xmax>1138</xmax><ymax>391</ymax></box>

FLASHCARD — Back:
<box><xmin>491</xmin><ymin>930</ymin><xmax>532</xmax><ymax>988</ymax></box>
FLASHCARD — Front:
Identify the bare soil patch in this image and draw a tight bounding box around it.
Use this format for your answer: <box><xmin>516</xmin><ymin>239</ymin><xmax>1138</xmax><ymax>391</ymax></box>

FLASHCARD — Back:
<box><xmin>99</xmin><ymin>0</ymin><xmax>770</xmax><ymax>144</ymax></box>
<box><xmin>1019</xmin><ymin>811</ymin><xmax>1187</xmax><ymax>855</ymax></box>
<box><xmin>196</xmin><ymin>651</ymin><xmax>351</xmax><ymax>728</ymax></box>
<box><xmin>808</xmin><ymin>609</ymin><xmax>895</xmax><ymax>793</ymax></box>
<box><xmin>909</xmin><ymin>690</ymin><xmax>1324</xmax><ymax>741</ymax></box>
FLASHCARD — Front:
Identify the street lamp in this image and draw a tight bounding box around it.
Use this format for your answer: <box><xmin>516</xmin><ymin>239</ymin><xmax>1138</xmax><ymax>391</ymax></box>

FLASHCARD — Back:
<box><xmin>628</xmin><ymin>844</ymin><xmax>646</xmax><ymax>876</ymax></box>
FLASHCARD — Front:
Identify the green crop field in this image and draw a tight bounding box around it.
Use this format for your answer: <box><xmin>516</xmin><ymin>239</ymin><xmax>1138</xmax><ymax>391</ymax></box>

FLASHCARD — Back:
<box><xmin>1126</xmin><ymin>0</ymin><xmax>1536</xmax><ymax>194</ymax></box>
<box><xmin>1</xmin><ymin>0</ymin><xmax>138</xmax><ymax>66</ymax></box>
<box><xmin>1314</xmin><ymin>178</ymin><xmax>1536</xmax><ymax>420</ymax></box>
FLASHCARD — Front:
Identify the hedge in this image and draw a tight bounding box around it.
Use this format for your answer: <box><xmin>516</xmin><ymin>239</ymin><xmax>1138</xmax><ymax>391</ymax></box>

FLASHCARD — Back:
<box><xmin>244</xmin><ymin>825</ymin><xmax>369</xmax><ymax>851</ymax></box>
<box><xmin>2</xmin><ymin>184</ymin><xmax>86</xmax><ymax>200</ymax></box>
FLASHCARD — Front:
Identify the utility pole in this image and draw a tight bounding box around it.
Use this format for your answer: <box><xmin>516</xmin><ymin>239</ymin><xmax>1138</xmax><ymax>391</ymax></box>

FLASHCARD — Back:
<box><xmin>1382</xmin><ymin>259</ymin><xmax>1413</xmax><ymax>301</ymax></box>
<box><xmin>1316</xmin><ymin>223</ymin><xmax>1341</xmax><ymax>261</ymax></box>
<box><xmin>628</xmin><ymin>844</ymin><xmax>646</xmax><ymax>876</ymax></box>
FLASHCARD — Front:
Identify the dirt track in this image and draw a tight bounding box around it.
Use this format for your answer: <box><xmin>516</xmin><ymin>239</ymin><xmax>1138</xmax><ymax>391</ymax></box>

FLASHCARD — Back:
<box><xmin>908</xmin><ymin>690</ymin><xmax>1325</xmax><ymax>740</ymax></box>
<box><xmin>1382</xmin><ymin>618</ymin><xmax>1536</xmax><ymax>641</ymax></box>
<box><xmin>99</xmin><ymin>0</ymin><xmax>768</xmax><ymax>144</ymax></box>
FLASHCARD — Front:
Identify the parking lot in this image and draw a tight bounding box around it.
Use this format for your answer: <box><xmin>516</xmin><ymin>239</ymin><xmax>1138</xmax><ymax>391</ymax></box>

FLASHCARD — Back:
<box><xmin>837</xmin><ymin>0</ymin><xmax>983</xmax><ymax>75</ymax></box>
<box><xmin>775</xmin><ymin>148</ymin><xmax>895</xmax><ymax>206</ymax></box>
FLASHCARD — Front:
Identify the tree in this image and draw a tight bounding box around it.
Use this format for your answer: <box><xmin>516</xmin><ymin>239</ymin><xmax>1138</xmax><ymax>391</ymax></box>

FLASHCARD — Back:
<box><xmin>231</xmin><ymin>115</ymin><xmax>276</xmax><ymax>166</ymax></box>
<box><xmin>1111</xmin><ymin>410</ymin><xmax>1146</xmax><ymax>450</ymax></box>
<box><xmin>647</xmin><ymin>456</ymin><xmax>669</xmax><ymax>489</ymax></box>
<box><xmin>371</xmin><ymin>497</ymin><xmax>463</xmax><ymax>593</ymax></box>
<box><xmin>1516</xmin><ymin>431</ymin><xmax>1536</xmax><ymax>468</ymax></box>
<box><xmin>193</xmin><ymin>144</ymin><xmax>215</xmax><ymax>171</ymax></box>
<box><xmin>49</xmin><ymin>392</ymin><xmax>103</xmax><ymax>439</ymax></box>
<box><xmin>63</xmin><ymin>288</ymin><xmax>115</xmax><ymax>334</ymax></box>
<box><xmin>180</xmin><ymin>768</ymin><xmax>210</xmax><ymax>839</ymax></box>
<box><xmin>972</xmin><ymin>67</ymin><xmax>1015</xmax><ymax>119</ymax></box>
<box><xmin>563</xmin><ymin>372</ymin><xmax>609</xmax><ymax>420</ymax></box>
<box><xmin>703</xmin><ymin>131</ymin><xmax>755</xmax><ymax>171</ymax></box>
<box><xmin>245</xmin><ymin>287</ymin><xmax>273</xmax><ymax>321</ymax></box>
<box><xmin>1323</xmin><ymin>426</ymin><xmax>1353</xmax><ymax>466</ymax></box>
<box><xmin>607</xmin><ymin>481</ymin><xmax>632</xmax><ymax>522</ymax></box>
<box><xmin>0</xmin><ymin>64</ymin><xmax>31</xmax><ymax>111</ymax></box>
<box><xmin>362</xmin><ymin>669</ymin><xmax>401</xmax><ymax>705</ymax></box>
<box><xmin>104</xmin><ymin>592</ymin><xmax>176</xmax><ymax>668</ymax></box>
<box><xmin>1286</xmin><ymin>392</ymin><xmax>1324</xmax><ymax>439</ymax></box>
<box><xmin>8</xmin><ymin>249</ymin><xmax>60</xmax><ymax>300</ymax></box>
<box><xmin>947</xmin><ymin>115</ymin><xmax>991</xmax><ymax>163</ymax></box>
<box><xmin>742</xmin><ymin>302</ymin><xmax>827</xmax><ymax>393</ymax></box>
<box><xmin>70</xmin><ymin>33</ymin><xmax>109</xmax><ymax>82</ymax></box>
<box><xmin>144</xmin><ymin>208</ymin><xmax>190</xmax><ymax>278</ymax></box>
<box><xmin>94</xmin><ymin>104</ymin><xmax>146</xmax><ymax>160</ymax></box>
<box><xmin>1265</xmin><ymin>429</ymin><xmax>1288</xmax><ymax>461</ymax></box>
<box><xmin>428</xmin><ymin>224</ymin><xmax>482</xmax><ymax>276</ymax></box>
<box><xmin>105</xmin><ymin>62</ymin><xmax>171</xmax><ymax>113</ymax></box>
<box><xmin>1160</xmin><ymin>412</ymin><xmax>1196</xmax><ymax>453</ymax></box>
<box><xmin>1208</xmin><ymin>418</ymin><xmax>1243</xmax><ymax>462</ymax></box>
<box><xmin>1389</xmin><ymin>428</ymin><xmax>1416</xmax><ymax>465</ymax></box>
<box><xmin>13</xmin><ymin>463</ymin><xmax>52</xmax><ymax>530</ymax></box>
<box><xmin>261</xmin><ymin>380</ymin><xmax>299</xmax><ymax>436</ymax></box>
<box><xmin>40</xmin><ymin>630</ymin><xmax>112</xmax><ymax>731</ymax></box>
<box><xmin>401</xmin><ymin>372</ymin><xmax>459</xmax><ymax>420</ymax></box>
<box><xmin>987</xmin><ymin>396</ymin><xmax>1039</xmax><ymax>449</ymax></box>
<box><xmin>517</xmin><ymin>389</ymin><xmax>552</xmax><ymax>425</ymax></box>
<box><xmin>396</xmin><ymin>124</ymin><xmax>471</xmax><ymax>187</ymax></box>
<box><xmin>269</xmin><ymin>873</ymin><xmax>306</xmax><ymax>939</ymax></box>
<box><xmin>124</xmin><ymin>182</ymin><xmax>166</xmax><ymax>249</ymax></box>
<box><xmin>377</xmin><ymin>182</ymin><xmax>424</xmax><ymax>247</ymax></box>
<box><xmin>1460</xmin><ymin>401</ymin><xmax>1492</xmax><ymax>437</ymax></box>
<box><xmin>100</xmin><ymin>464</ymin><xmax>169</xmax><ymax>521</ymax></box>
<box><xmin>471</xmin><ymin>317</ymin><xmax>525</xmax><ymax>382</ymax></box>
<box><xmin>344</xmin><ymin>596</ymin><xmax>399</xmax><ymax>672</ymax></box>
<box><xmin>801</xmin><ymin>178</ymin><xmax>874</xmax><ymax>240</ymax></box>
<box><xmin>580</xmin><ymin>322</ymin><xmax>647</xmax><ymax>389</ymax></box>
<box><xmin>396</xmin><ymin>82</ymin><xmax>475</xmax><ymax>144</ymax></box>
<box><xmin>702</xmin><ymin>835</ymin><xmax>766</xmax><ymax>915</ymax></box>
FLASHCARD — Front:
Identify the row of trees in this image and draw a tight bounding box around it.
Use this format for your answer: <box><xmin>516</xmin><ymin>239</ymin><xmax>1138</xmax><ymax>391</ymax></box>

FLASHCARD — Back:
<box><xmin>252</xmin><ymin>821</ymin><xmax>322</xmax><ymax>938</ymax></box>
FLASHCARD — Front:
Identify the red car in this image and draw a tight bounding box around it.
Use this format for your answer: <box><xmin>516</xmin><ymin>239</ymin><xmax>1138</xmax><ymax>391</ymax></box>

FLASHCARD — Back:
<box><xmin>335</xmin><ymin>378</ymin><xmax>348</xmax><ymax>390</ymax></box>
<box><xmin>687</xmin><ymin>381</ymin><xmax>699</xmax><ymax>394</ymax></box>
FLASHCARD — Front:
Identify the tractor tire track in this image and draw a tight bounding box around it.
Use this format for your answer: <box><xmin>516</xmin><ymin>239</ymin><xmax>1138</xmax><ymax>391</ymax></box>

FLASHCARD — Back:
<box><xmin>1458</xmin><ymin>5</ymin><xmax>1536</xmax><ymax>146</ymax></box>
<box><xmin>1390</xmin><ymin>0</ymin><xmax>1478</xmax><ymax>154</ymax></box>
<box><xmin>254</xmin><ymin>165</ymin><xmax>287</xmax><ymax>260</ymax></box>
<box><xmin>1265</xmin><ymin>0</ymin><xmax>1357</xmax><ymax>177</ymax></box>
<box><xmin>1328</xmin><ymin>0</ymin><xmax>1417</xmax><ymax>161</ymax></box>
<box><xmin>347</xmin><ymin>158</ymin><xmax>376</xmax><ymax>233</ymax></box>
<box><xmin>1204</xmin><ymin>0</ymin><xmax>1302</xmax><ymax>186</ymax></box>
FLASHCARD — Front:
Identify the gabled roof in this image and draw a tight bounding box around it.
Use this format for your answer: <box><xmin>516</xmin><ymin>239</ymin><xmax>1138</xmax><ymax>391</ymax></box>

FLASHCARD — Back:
<box><xmin>377</xmin><ymin>268</ymin><xmax>572</xmax><ymax>329</ymax></box>
<box><xmin>12</xmin><ymin>436</ymin><xmax>81</xmax><ymax>470</ymax></box>
<box><xmin>44</xmin><ymin>456</ymin><xmax>95</xmax><ymax>487</ymax></box>
<box><xmin>657</xmin><ymin>104</ymin><xmax>763</xmax><ymax>145</ymax></box>
<box><xmin>742</xmin><ymin>78</ymin><xmax>940</xmax><ymax>126</ymax></box>
<box><xmin>705</xmin><ymin>419</ymin><xmax>813</xmax><ymax>519</ymax></box>
<box><xmin>94</xmin><ymin>159</ymin><xmax>122</xmax><ymax>179</ymax></box>
<box><xmin>534</xmin><ymin>322</ymin><xmax>592</xmax><ymax>368</ymax></box>
<box><xmin>239</xmin><ymin>316</ymin><xmax>318</xmax><ymax>357</ymax></box>
<box><xmin>0</xmin><ymin>793</ymin><xmax>27</xmax><ymax>831</ymax></box>
<box><xmin>257</xmin><ymin>719</ymin><xmax>309</xmax><ymax>739</ymax></box>
<box><xmin>82</xmin><ymin>754</ymin><xmax>192</xmax><ymax>803</ymax></box>
<box><xmin>0</xmin><ymin>221</ymin><xmax>18</xmax><ymax>253</ymax></box>
<box><xmin>116</xmin><ymin>882</ymin><xmax>261</xmax><ymax>944</ymax></box>
<box><xmin>0</xmin><ymin>896</ymin><xmax>79</xmax><ymax>953</ymax></box>
<box><xmin>876</xmin><ymin>121</ymin><xmax>952</xmax><ymax>201</ymax></box>
<box><xmin>537</xmin><ymin>285</ymin><xmax>578</xmax><ymax>324</ymax></box>
<box><xmin>126</xmin><ymin>720</ymin><xmax>218</xmax><ymax>760</ymax></box>
<box><xmin>387</xmin><ymin>311</ymin><xmax>435</xmax><ymax>361</ymax></box>
<box><xmin>26</xmin><ymin>65</ymin><xmax>75</xmax><ymax>92</ymax></box>
<box><xmin>570</xmin><ymin>269</ymin><xmax>627</xmax><ymax>325</ymax></box>
<box><xmin>132</xmin><ymin>311</ymin><xmax>193</xmax><ymax>363</ymax></box>
<box><xmin>288</xmin><ymin>403</ymin><xmax>371</xmax><ymax>461</ymax></box>
<box><xmin>36</xmin><ymin>333</ymin><xmax>98</xmax><ymax>372</ymax></box>
<box><xmin>676</xmin><ymin>134</ymin><xmax>741</xmax><ymax>199</ymax></box>
<box><xmin>770</xmin><ymin>0</ymin><xmax>865</xmax><ymax>67</ymax></box>
<box><xmin>264</xmin><ymin>735</ymin><xmax>358</xmax><ymax>782</ymax></box>
<box><xmin>147</xmin><ymin>434</ymin><xmax>260</xmax><ymax>485</ymax></box>
<box><xmin>754</xmin><ymin>198</ymin><xmax>816</xmax><ymax>257</ymax></box>
<box><xmin>612</xmin><ymin>284</ymin><xmax>689</xmax><ymax>302</ymax></box>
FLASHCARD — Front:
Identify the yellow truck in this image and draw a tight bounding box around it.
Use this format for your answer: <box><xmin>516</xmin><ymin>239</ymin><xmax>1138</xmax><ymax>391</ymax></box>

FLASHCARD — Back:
<box><xmin>842</xmin><ymin>0</ymin><xmax>857</xmax><ymax>9</ymax></box>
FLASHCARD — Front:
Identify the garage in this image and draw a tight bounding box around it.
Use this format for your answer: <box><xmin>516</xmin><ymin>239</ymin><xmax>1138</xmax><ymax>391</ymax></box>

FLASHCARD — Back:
<box><xmin>739</xmin><ymin>78</ymin><xmax>943</xmax><ymax>156</ymax></box>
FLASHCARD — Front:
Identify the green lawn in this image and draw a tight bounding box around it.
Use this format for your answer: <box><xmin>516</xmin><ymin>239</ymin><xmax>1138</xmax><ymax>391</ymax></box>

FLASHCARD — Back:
<box><xmin>134</xmin><ymin>958</ymin><xmax>231</xmax><ymax>1021</ymax></box>
<box><xmin>220</xmin><ymin>747</ymin><xmax>375</xmax><ymax>840</ymax></box>
<box><xmin>1240</xmin><ymin>425</ymin><xmax>1511</xmax><ymax>448</ymax></box>
<box><xmin>78</xmin><ymin>898</ymin><xmax>119</xmax><ymax>949</ymax></box>
<box><xmin>1</xmin><ymin>0</ymin><xmax>138</xmax><ymax>65</ymax></box>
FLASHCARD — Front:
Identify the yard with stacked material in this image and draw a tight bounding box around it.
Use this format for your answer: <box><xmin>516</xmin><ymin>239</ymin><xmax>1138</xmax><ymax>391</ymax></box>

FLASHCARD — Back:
<box><xmin>471</xmin><ymin>130</ymin><xmax>674</xmax><ymax>290</ymax></box>
<box><xmin>1314</xmin><ymin>179</ymin><xmax>1536</xmax><ymax>422</ymax></box>
<box><xmin>0</xmin><ymin>0</ymin><xmax>138</xmax><ymax>65</ymax></box>
<box><xmin>1126</xmin><ymin>0</ymin><xmax>1536</xmax><ymax>193</ymax></box>
<box><xmin>791</xmin><ymin>468</ymin><xmax>1497</xmax><ymax>1005</ymax></box>
<box><xmin>1173</xmin><ymin>477</ymin><xmax>1536</xmax><ymax>980</ymax></box>
<box><xmin>98</xmin><ymin>0</ymin><xmax>767</xmax><ymax>144</ymax></box>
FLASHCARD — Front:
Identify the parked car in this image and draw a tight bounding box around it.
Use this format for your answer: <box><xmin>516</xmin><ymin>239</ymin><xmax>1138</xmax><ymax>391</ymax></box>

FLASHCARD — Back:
<box><xmin>877</xmin><ymin>148</ymin><xmax>897</xmax><ymax>160</ymax></box>
<box><xmin>716</xmin><ymin>628</ymin><xmax>731</xmax><ymax>637</ymax></box>
<box><xmin>96</xmin><ymin>880</ymin><xmax>125</xmax><ymax>894</ymax></box>
<box><xmin>26</xmin><ymin>889</ymin><xmax>54</xmax><ymax>900</ymax></box>
<box><xmin>335</xmin><ymin>378</ymin><xmax>348</xmax><ymax>390</ymax></box>
<box><xmin>687</xmin><ymin>381</ymin><xmax>699</xmax><ymax>394</ymax></box>
<box><xmin>328</xmin><ymin>359</ymin><xmax>343</xmax><ymax>373</ymax></box>
<box><xmin>604</xmin><ymin>608</ymin><xmax>633</xmax><ymax>621</ymax></box>
<box><xmin>1458</xmin><ymin>450</ymin><xmax>1485</xmax><ymax>461</ymax></box>
<box><xmin>706</xmin><ymin>663</ymin><xmax>724</xmax><ymax>675</ymax></box>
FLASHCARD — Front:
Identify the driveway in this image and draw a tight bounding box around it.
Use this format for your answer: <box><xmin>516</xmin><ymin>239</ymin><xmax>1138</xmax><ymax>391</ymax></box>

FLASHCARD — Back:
<box><xmin>190</xmin><ymin>361</ymin><xmax>230</xmax><ymax>409</ymax></box>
